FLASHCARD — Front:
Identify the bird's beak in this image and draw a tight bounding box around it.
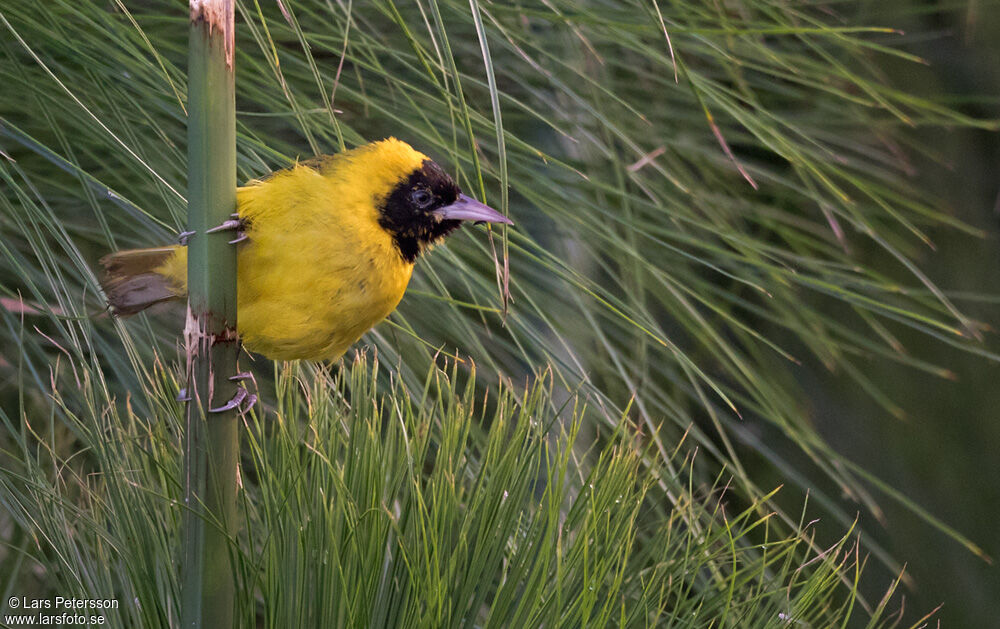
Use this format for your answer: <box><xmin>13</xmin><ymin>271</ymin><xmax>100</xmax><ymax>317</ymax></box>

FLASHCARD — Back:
<box><xmin>434</xmin><ymin>194</ymin><xmax>513</xmax><ymax>225</ymax></box>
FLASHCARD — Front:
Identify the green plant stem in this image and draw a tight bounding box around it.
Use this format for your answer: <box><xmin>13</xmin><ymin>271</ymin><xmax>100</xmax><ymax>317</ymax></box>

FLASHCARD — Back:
<box><xmin>181</xmin><ymin>1</ymin><xmax>239</xmax><ymax>627</ymax></box>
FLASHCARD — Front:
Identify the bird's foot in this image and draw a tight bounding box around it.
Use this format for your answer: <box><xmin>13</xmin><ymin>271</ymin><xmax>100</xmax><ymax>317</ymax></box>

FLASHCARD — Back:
<box><xmin>209</xmin><ymin>371</ymin><xmax>258</xmax><ymax>414</ymax></box>
<box><xmin>209</xmin><ymin>387</ymin><xmax>246</xmax><ymax>413</ymax></box>
<box><xmin>206</xmin><ymin>213</ymin><xmax>250</xmax><ymax>244</ymax></box>
<box><xmin>209</xmin><ymin>387</ymin><xmax>259</xmax><ymax>414</ymax></box>
<box><xmin>177</xmin><ymin>371</ymin><xmax>258</xmax><ymax>414</ymax></box>
<box><xmin>178</xmin><ymin>214</ymin><xmax>249</xmax><ymax>246</ymax></box>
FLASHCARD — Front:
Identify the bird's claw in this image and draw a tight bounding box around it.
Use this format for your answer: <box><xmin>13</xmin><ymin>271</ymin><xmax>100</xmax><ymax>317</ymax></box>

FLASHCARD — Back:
<box><xmin>243</xmin><ymin>394</ymin><xmax>258</xmax><ymax>412</ymax></box>
<box><xmin>207</xmin><ymin>213</ymin><xmax>249</xmax><ymax>245</ymax></box>
<box><xmin>179</xmin><ymin>377</ymin><xmax>257</xmax><ymax>414</ymax></box>
<box><xmin>206</xmin><ymin>219</ymin><xmax>242</xmax><ymax>233</ymax></box>
<box><xmin>207</xmin><ymin>370</ymin><xmax>258</xmax><ymax>414</ymax></box>
<box><xmin>179</xmin><ymin>214</ymin><xmax>249</xmax><ymax>246</ymax></box>
<box><xmin>209</xmin><ymin>387</ymin><xmax>247</xmax><ymax>413</ymax></box>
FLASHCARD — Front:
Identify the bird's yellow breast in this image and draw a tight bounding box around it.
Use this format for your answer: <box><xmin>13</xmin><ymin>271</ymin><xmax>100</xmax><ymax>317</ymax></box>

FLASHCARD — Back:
<box><xmin>159</xmin><ymin>140</ymin><xmax>429</xmax><ymax>360</ymax></box>
<box><xmin>236</xmin><ymin>164</ymin><xmax>414</xmax><ymax>360</ymax></box>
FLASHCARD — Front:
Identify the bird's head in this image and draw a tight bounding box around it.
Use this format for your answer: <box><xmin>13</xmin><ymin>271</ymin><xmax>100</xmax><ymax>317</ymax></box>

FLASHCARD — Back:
<box><xmin>346</xmin><ymin>138</ymin><xmax>512</xmax><ymax>263</ymax></box>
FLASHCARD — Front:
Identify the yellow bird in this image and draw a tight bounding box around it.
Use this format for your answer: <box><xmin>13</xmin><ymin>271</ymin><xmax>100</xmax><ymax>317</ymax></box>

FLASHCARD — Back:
<box><xmin>99</xmin><ymin>138</ymin><xmax>511</xmax><ymax>361</ymax></box>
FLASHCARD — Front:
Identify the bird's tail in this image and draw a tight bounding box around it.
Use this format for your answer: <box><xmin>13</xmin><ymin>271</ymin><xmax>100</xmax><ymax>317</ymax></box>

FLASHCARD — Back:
<box><xmin>99</xmin><ymin>246</ymin><xmax>185</xmax><ymax>315</ymax></box>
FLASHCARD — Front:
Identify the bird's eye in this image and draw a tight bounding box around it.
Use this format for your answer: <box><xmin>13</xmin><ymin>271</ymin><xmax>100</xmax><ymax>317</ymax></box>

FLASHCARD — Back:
<box><xmin>410</xmin><ymin>189</ymin><xmax>434</xmax><ymax>209</ymax></box>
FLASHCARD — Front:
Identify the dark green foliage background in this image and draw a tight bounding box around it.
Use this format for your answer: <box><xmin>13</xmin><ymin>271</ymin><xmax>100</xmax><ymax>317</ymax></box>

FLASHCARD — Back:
<box><xmin>819</xmin><ymin>3</ymin><xmax>1000</xmax><ymax>624</ymax></box>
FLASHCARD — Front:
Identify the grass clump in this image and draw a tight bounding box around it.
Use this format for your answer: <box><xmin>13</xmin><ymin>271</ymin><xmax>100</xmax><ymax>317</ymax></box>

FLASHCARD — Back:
<box><xmin>1</xmin><ymin>354</ymin><xmax>900</xmax><ymax>627</ymax></box>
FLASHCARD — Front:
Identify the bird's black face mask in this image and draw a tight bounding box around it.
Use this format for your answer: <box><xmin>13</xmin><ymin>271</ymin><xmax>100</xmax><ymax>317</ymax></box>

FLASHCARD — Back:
<box><xmin>378</xmin><ymin>159</ymin><xmax>512</xmax><ymax>263</ymax></box>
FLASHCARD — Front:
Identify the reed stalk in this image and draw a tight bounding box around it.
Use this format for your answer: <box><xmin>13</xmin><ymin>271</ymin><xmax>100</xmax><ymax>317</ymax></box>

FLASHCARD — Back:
<box><xmin>181</xmin><ymin>1</ymin><xmax>239</xmax><ymax>627</ymax></box>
